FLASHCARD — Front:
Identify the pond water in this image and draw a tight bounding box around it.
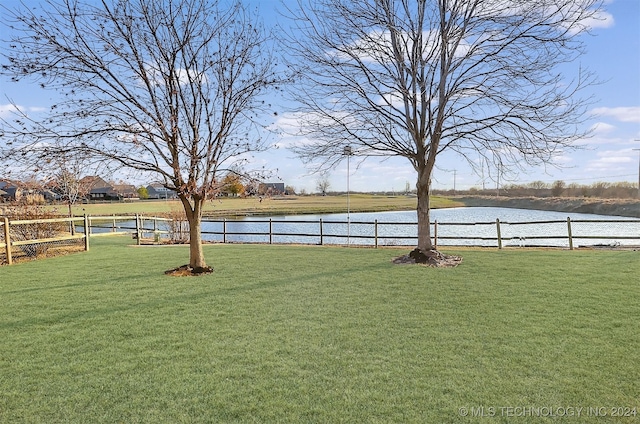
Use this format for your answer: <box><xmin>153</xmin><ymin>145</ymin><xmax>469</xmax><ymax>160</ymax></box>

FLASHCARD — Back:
<box><xmin>198</xmin><ymin>207</ymin><xmax>640</xmax><ymax>248</ymax></box>
<box><xmin>90</xmin><ymin>207</ymin><xmax>640</xmax><ymax>248</ymax></box>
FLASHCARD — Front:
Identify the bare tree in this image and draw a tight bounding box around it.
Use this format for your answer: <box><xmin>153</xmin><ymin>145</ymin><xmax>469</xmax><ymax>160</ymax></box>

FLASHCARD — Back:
<box><xmin>1</xmin><ymin>0</ymin><xmax>279</xmax><ymax>273</ymax></box>
<box><xmin>284</xmin><ymin>0</ymin><xmax>602</xmax><ymax>262</ymax></box>
<box><xmin>44</xmin><ymin>154</ymin><xmax>98</xmax><ymax>217</ymax></box>
<box><xmin>528</xmin><ymin>181</ymin><xmax>549</xmax><ymax>191</ymax></box>
<box><xmin>54</xmin><ymin>168</ymin><xmax>85</xmax><ymax>213</ymax></box>
<box><xmin>315</xmin><ymin>173</ymin><xmax>331</xmax><ymax>195</ymax></box>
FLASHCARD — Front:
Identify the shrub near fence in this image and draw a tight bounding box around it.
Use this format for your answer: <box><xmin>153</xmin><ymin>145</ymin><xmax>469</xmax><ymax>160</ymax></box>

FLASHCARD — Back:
<box><xmin>1</xmin><ymin>216</ymin><xmax>89</xmax><ymax>265</ymax></box>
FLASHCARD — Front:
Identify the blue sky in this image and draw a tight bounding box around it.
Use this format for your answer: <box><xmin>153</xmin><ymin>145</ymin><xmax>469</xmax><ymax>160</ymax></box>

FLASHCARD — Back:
<box><xmin>1</xmin><ymin>0</ymin><xmax>639</xmax><ymax>193</ymax></box>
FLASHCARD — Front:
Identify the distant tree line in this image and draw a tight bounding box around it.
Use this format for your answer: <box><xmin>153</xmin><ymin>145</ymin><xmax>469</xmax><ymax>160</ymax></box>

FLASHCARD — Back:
<box><xmin>434</xmin><ymin>181</ymin><xmax>639</xmax><ymax>199</ymax></box>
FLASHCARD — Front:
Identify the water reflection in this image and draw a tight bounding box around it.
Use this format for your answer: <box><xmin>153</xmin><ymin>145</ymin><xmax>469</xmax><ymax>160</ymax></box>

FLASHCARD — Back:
<box><xmin>89</xmin><ymin>207</ymin><xmax>640</xmax><ymax>248</ymax></box>
<box><xmin>199</xmin><ymin>207</ymin><xmax>640</xmax><ymax>248</ymax></box>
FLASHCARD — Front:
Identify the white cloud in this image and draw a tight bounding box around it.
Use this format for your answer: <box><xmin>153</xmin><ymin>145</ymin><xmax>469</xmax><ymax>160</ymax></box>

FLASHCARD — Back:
<box><xmin>0</xmin><ymin>103</ymin><xmax>20</xmax><ymax>118</ymax></box>
<box><xmin>586</xmin><ymin>148</ymin><xmax>636</xmax><ymax>173</ymax></box>
<box><xmin>592</xmin><ymin>106</ymin><xmax>640</xmax><ymax>123</ymax></box>
<box><xmin>575</xmin><ymin>121</ymin><xmax>631</xmax><ymax>146</ymax></box>
<box><xmin>551</xmin><ymin>155</ymin><xmax>574</xmax><ymax>165</ymax></box>
<box><xmin>590</xmin><ymin>121</ymin><xmax>616</xmax><ymax>134</ymax></box>
<box><xmin>551</xmin><ymin>3</ymin><xmax>614</xmax><ymax>34</ymax></box>
<box><xmin>0</xmin><ymin>103</ymin><xmax>48</xmax><ymax>118</ymax></box>
<box><xmin>142</xmin><ymin>64</ymin><xmax>205</xmax><ymax>87</ymax></box>
<box><xmin>268</xmin><ymin>112</ymin><xmax>317</xmax><ymax>149</ymax></box>
<box><xmin>479</xmin><ymin>1</ymin><xmax>614</xmax><ymax>34</ymax></box>
<box><xmin>580</xmin><ymin>9</ymin><xmax>615</xmax><ymax>31</ymax></box>
<box><xmin>597</xmin><ymin>156</ymin><xmax>632</xmax><ymax>164</ymax></box>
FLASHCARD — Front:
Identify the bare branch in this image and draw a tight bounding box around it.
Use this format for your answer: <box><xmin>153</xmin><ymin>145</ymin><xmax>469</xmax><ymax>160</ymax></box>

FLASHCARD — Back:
<box><xmin>283</xmin><ymin>0</ymin><xmax>602</xmax><ymax>252</ymax></box>
<box><xmin>1</xmin><ymin>0</ymin><xmax>281</xmax><ymax>269</ymax></box>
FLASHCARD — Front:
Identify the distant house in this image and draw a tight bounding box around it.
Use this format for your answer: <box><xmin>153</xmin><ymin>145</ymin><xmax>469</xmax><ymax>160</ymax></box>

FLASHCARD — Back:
<box><xmin>79</xmin><ymin>176</ymin><xmax>110</xmax><ymax>188</ymax></box>
<box><xmin>79</xmin><ymin>176</ymin><xmax>110</xmax><ymax>199</ymax></box>
<box><xmin>146</xmin><ymin>183</ymin><xmax>178</xmax><ymax>199</ymax></box>
<box><xmin>0</xmin><ymin>181</ymin><xmax>19</xmax><ymax>201</ymax></box>
<box><xmin>80</xmin><ymin>176</ymin><xmax>116</xmax><ymax>201</ymax></box>
<box><xmin>112</xmin><ymin>184</ymin><xmax>138</xmax><ymax>199</ymax></box>
<box><xmin>42</xmin><ymin>189</ymin><xmax>62</xmax><ymax>202</ymax></box>
<box><xmin>0</xmin><ymin>181</ymin><xmax>16</xmax><ymax>201</ymax></box>
<box><xmin>87</xmin><ymin>185</ymin><xmax>119</xmax><ymax>200</ymax></box>
<box><xmin>0</xmin><ymin>180</ymin><xmax>47</xmax><ymax>203</ymax></box>
<box><xmin>80</xmin><ymin>176</ymin><xmax>139</xmax><ymax>201</ymax></box>
<box><xmin>258</xmin><ymin>183</ymin><xmax>286</xmax><ymax>196</ymax></box>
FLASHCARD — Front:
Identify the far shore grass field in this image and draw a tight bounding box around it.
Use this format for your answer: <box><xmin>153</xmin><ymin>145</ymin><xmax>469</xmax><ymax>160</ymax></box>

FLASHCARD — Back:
<box><xmin>1</xmin><ymin>236</ymin><xmax>638</xmax><ymax>422</ymax></box>
<box><xmin>60</xmin><ymin>194</ymin><xmax>462</xmax><ymax>217</ymax></box>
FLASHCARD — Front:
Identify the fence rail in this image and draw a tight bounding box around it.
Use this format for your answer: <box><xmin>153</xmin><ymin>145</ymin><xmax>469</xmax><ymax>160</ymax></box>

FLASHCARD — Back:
<box><xmin>3</xmin><ymin>214</ymin><xmax>639</xmax><ymax>265</ymax></box>
<box><xmin>1</xmin><ymin>216</ymin><xmax>90</xmax><ymax>265</ymax></box>
<box><xmin>108</xmin><ymin>215</ymin><xmax>640</xmax><ymax>249</ymax></box>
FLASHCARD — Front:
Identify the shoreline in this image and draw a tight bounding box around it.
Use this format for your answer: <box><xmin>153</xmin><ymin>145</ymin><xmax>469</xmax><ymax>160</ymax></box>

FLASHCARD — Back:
<box><xmin>203</xmin><ymin>195</ymin><xmax>640</xmax><ymax>218</ymax></box>
<box><xmin>45</xmin><ymin>194</ymin><xmax>640</xmax><ymax>218</ymax></box>
<box><xmin>454</xmin><ymin>195</ymin><xmax>640</xmax><ymax>218</ymax></box>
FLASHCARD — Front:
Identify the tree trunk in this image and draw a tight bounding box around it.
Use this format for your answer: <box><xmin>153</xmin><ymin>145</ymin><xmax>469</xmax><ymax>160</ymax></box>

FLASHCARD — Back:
<box><xmin>416</xmin><ymin>169</ymin><xmax>434</xmax><ymax>252</ymax></box>
<box><xmin>187</xmin><ymin>212</ymin><xmax>207</xmax><ymax>269</ymax></box>
<box><xmin>180</xmin><ymin>195</ymin><xmax>208</xmax><ymax>270</ymax></box>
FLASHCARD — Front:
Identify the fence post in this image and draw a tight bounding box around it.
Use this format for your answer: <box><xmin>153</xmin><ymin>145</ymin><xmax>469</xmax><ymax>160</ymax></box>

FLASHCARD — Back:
<box><xmin>112</xmin><ymin>214</ymin><xmax>116</xmax><ymax>232</ymax></box>
<box><xmin>269</xmin><ymin>218</ymin><xmax>273</xmax><ymax>244</ymax></box>
<box><xmin>374</xmin><ymin>219</ymin><xmax>378</xmax><ymax>249</ymax></box>
<box><xmin>496</xmin><ymin>218</ymin><xmax>503</xmax><ymax>249</ymax></box>
<box><xmin>434</xmin><ymin>220</ymin><xmax>438</xmax><ymax>250</ymax></box>
<box><xmin>567</xmin><ymin>217</ymin><xmax>574</xmax><ymax>250</ymax></box>
<box><xmin>135</xmin><ymin>214</ymin><xmax>141</xmax><ymax>245</ymax></box>
<box><xmin>319</xmin><ymin>219</ymin><xmax>324</xmax><ymax>245</ymax></box>
<box><xmin>84</xmin><ymin>215</ymin><xmax>90</xmax><ymax>251</ymax></box>
<box><xmin>3</xmin><ymin>217</ymin><xmax>12</xmax><ymax>265</ymax></box>
<box><xmin>152</xmin><ymin>216</ymin><xmax>160</xmax><ymax>243</ymax></box>
<box><xmin>223</xmin><ymin>218</ymin><xmax>227</xmax><ymax>244</ymax></box>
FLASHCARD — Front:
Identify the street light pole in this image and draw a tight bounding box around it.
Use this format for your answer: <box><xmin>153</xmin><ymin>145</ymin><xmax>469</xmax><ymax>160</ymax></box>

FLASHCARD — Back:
<box><xmin>453</xmin><ymin>169</ymin><xmax>457</xmax><ymax>194</ymax></box>
<box><xmin>343</xmin><ymin>145</ymin><xmax>352</xmax><ymax>245</ymax></box>
<box><xmin>496</xmin><ymin>163</ymin><xmax>501</xmax><ymax>197</ymax></box>
<box><xmin>633</xmin><ymin>147</ymin><xmax>640</xmax><ymax>198</ymax></box>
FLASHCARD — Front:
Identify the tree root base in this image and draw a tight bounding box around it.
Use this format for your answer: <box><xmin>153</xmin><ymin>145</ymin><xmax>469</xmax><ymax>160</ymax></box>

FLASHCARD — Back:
<box><xmin>164</xmin><ymin>264</ymin><xmax>214</xmax><ymax>276</ymax></box>
<box><xmin>392</xmin><ymin>248</ymin><xmax>462</xmax><ymax>268</ymax></box>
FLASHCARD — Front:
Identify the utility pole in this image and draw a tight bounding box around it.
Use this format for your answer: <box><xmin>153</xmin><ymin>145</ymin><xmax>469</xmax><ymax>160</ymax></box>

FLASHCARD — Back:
<box><xmin>343</xmin><ymin>145</ymin><xmax>352</xmax><ymax>244</ymax></box>
<box><xmin>496</xmin><ymin>163</ymin><xmax>501</xmax><ymax>197</ymax></box>
<box><xmin>633</xmin><ymin>144</ymin><xmax>640</xmax><ymax>198</ymax></box>
<box><xmin>453</xmin><ymin>169</ymin><xmax>457</xmax><ymax>194</ymax></box>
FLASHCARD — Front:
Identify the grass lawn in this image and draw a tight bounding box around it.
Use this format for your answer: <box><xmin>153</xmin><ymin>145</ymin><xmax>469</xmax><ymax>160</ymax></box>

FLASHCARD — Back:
<box><xmin>63</xmin><ymin>194</ymin><xmax>461</xmax><ymax>217</ymax></box>
<box><xmin>1</xmin><ymin>237</ymin><xmax>638</xmax><ymax>423</ymax></box>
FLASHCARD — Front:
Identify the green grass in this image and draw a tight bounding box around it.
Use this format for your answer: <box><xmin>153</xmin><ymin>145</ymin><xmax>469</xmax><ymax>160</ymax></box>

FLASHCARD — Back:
<box><xmin>1</xmin><ymin>237</ymin><xmax>639</xmax><ymax>423</ymax></box>
<box><xmin>61</xmin><ymin>194</ymin><xmax>461</xmax><ymax>217</ymax></box>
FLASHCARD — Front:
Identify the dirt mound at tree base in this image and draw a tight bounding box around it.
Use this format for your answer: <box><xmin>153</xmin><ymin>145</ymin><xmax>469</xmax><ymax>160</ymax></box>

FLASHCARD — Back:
<box><xmin>165</xmin><ymin>264</ymin><xmax>214</xmax><ymax>276</ymax></box>
<box><xmin>393</xmin><ymin>249</ymin><xmax>462</xmax><ymax>267</ymax></box>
